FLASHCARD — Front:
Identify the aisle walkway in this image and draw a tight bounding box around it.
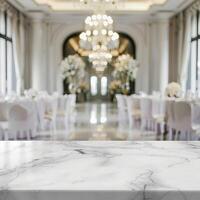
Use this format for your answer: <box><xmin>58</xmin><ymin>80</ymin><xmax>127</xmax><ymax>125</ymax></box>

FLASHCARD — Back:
<box><xmin>70</xmin><ymin>103</ymin><xmax>126</xmax><ymax>140</ymax></box>
<box><xmin>40</xmin><ymin>103</ymin><xmax>158</xmax><ymax>141</ymax></box>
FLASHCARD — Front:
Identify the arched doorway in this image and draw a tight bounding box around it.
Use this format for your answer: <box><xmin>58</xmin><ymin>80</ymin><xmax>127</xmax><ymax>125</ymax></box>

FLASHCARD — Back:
<box><xmin>62</xmin><ymin>32</ymin><xmax>136</xmax><ymax>102</ymax></box>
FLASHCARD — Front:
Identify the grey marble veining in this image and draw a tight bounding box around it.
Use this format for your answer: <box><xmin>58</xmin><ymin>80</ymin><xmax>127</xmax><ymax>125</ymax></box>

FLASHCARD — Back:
<box><xmin>0</xmin><ymin>141</ymin><xmax>200</xmax><ymax>200</ymax></box>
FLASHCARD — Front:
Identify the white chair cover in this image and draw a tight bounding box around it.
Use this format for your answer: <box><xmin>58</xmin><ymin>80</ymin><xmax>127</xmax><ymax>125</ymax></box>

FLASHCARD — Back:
<box><xmin>116</xmin><ymin>95</ymin><xmax>128</xmax><ymax>125</ymax></box>
<box><xmin>126</xmin><ymin>96</ymin><xmax>134</xmax><ymax>127</ymax></box>
<box><xmin>66</xmin><ymin>94</ymin><xmax>76</xmax><ymax>116</ymax></box>
<box><xmin>8</xmin><ymin>104</ymin><xmax>37</xmax><ymax>140</ymax></box>
<box><xmin>0</xmin><ymin>101</ymin><xmax>10</xmax><ymax>121</ymax></box>
<box><xmin>116</xmin><ymin>94</ymin><xmax>126</xmax><ymax>111</ymax></box>
<box><xmin>173</xmin><ymin>101</ymin><xmax>192</xmax><ymax>140</ymax></box>
<box><xmin>165</xmin><ymin>99</ymin><xmax>176</xmax><ymax>140</ymax></box>
<box><xmin>56</xmin><ymin>95</ymin><xmax>69</xmax><ymax>129</ymax></box>
<box><xmin>35</xmin><ymin>98</ymin><xmax>46</xmax><ymax>131</ymax></box>
<box><xmin>44</xmin><ymin>96</ymin><xmax>58</xmax><ymax>131</ymax></box>
<box><xmin>126</xmin><ymin>95</ymin><xmax>141</xmax><ymax>128</ymax></box>
<box><xmin>140</xmin><ymin>97</ymin><xmax>153</xmax><ymax>130</ymax></box>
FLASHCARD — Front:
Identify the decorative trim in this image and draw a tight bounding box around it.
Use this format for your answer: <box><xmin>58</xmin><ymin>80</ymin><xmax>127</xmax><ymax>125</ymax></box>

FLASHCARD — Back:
<box><xmin>188</xmin><ymin>0</ymin><xmax>200</xmax><ymax>13</ymax></box>
<box><xmin>0</xmin><ymin>0</ymin><xmax>18</xmax><ymax>15</ymax></box>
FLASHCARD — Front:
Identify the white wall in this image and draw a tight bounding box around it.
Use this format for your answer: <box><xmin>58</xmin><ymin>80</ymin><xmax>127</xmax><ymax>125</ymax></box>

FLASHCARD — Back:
<box><xmin>28</xmin><ymin>13</ymin><xmax>170</xmax><ymax>94</ymax></box>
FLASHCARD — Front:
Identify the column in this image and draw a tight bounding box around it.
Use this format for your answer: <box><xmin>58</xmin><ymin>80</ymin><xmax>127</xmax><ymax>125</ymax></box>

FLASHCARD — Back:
<box><xmin>149</xmin><ymin>15</ymin><xmax>170</xmax><ymax>94</ymax></box>
<box><xmin>158</xmin><ymin>19</ymin><xmax>169</xmax><ymax>93</ymax></box>
<box><xmin>29</xmin><ymin>12</ymin><xmax>47</xmax><ymax>91</ymax></box>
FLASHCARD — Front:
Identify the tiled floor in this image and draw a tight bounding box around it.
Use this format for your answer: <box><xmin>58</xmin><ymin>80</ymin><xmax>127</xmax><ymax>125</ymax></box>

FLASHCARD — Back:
<box><xmin>38</xmin><ymin>102</ymin><xmax>160</xmax><ymax>141</ymax></box>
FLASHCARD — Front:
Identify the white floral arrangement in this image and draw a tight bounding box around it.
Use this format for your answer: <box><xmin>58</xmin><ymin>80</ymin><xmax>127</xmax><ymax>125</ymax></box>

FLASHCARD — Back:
<box><xmin>60</xmin><ymin>54</ymin><xmax>86</xmax><ymax>82</ymax></box>
<box><xmin>112</xmin><ymin>54</ymin><xmax>139</xmax><ymax>82</ymax></box>
<box><xmin>165</xmin><ymin>82</ymin><xmax>182</xmax><ymax>98</ymax></box>
<box><xmin>127</xmin><ymin>58</ymin><xmax>139</xmax><ymax>81</ymax></box>
<box><xmin>109</xmin><ymin>80</ymin><xmax>122</xmax><ymax>95</ymax></box>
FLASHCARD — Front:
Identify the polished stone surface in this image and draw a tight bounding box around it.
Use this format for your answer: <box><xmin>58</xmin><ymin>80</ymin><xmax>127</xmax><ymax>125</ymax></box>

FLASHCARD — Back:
<box><xmin>0</xmin><ymin>141</ymin><xmax>200</xmax><ymax>200</ymax></box>
<box><xmin>39</xmin><ymin>103</ymin><xmax>158</xmax><ymax>141</ymax></box>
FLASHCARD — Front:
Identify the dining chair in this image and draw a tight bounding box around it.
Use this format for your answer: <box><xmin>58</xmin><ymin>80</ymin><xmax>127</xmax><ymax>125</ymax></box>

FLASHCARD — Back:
<box><xmin>152</xmin><ymin>97</ymin><xmax>166</xmax><ymax>138</ymax></box>
<box><xmin>165</xmin><ymin>99</ymin><xmax>177</xmax><ymax>140</ymax></box>
<box><xmin>56</xmin><ymin>95</ymin><xmax>69</xmax><ymax>129</ymax></box>
<box><xmin>140</xmin><ymin>97</ymin><xmax>153</xmax><ymax>131</ymax></box>
<box><xmin>8</xmin><ymin>104</ymin><xmax>37</xmax><ymax>140</ymax></box>
<box><xmin>126</xmin><ymin>95</ymin><xmax>141</xmax><ymax>129</ymax></box>
<box><xmin>173</xmin><ymin>101</ymin><xmax>200</xmax><ymax>141</ymax></box>
<box><xmin>0</xmin><ymin>101</ymin><xmax>10</xmax><ymax>140</ymax></box>
<box><xmin>44</xmin><ymin>97</ymin><xmax>58</xmax><ymax>133</ymax></box>
<box><xmin>67</xmin><ymin>94</ymin><xmax>77</xmax><ymax>124</ymax></box>
<box><xmin>116</xmin><ymin>94</ymin><xmax>128</xmax><ymax>125</ymax></box>
<box><xmin>35</xmin><ymin>97</ymin><xmax>46</xmax><ymax>131</ymax></box>
<box><xmin>126</xmin><ymin>96</ymin><xmax>134</xmax><ymax>128</ymax></box>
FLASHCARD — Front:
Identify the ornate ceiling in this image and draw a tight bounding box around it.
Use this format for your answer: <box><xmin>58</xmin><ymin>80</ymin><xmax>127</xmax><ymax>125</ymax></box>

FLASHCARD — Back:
<box><xmin>9</xmin><ymin>0</ymin><xmax>195</xmax><ymax>15</ymax></box>
<box><xmin>33</xmin><ymin>0</ymin><xmax>167</xmax><ymax>11</ymax></box>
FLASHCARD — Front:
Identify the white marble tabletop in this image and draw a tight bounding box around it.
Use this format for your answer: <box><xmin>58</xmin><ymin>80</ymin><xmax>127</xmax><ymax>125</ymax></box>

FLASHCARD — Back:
<box><xmin>0</xmin><ymin>141</ymin><xmax>200</xmax><ymax>200</ymax></box>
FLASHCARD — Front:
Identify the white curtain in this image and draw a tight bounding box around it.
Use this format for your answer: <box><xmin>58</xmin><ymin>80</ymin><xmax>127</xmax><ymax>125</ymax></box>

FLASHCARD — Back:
<box><xmin>179</xmin><ymin>11</ymin><xmax>192</xmax><ymax>92</ymax></box>
<box><xmin>0</xmin><ymin>2</ymin><xmax>7</xmax><ymax>95</ymax></box>
<box><xmin>19</xmin><ymin>14</ymin><xmax>25</xmax><ymax>92</ymax></box>
<box><xmin>177</xmin><ymin>13</ymin><xmax>184</xmax><ymax>81</ymax></box>
<box><xmin>169</xmin><ymin>16</ymin><xmax>178</xmax><ymax>82</ymax></box>
<box><xmin>12</xmin><ymin>13</ymin><xmax>25</xmax><ymax>95</ymax></box>
<box><xmin>169</xmin><ymin>1</ymin><xmax>200</xmax><ymax>93</ymax></box>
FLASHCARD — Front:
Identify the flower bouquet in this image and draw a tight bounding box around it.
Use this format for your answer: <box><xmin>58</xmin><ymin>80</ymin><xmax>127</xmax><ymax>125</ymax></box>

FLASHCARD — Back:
<box><xmin>60</xmin><ymin>54</ymin><xmax>86</xmax><ymax>82</ymax></box>
<box><xmin>60</xmin><ymin>54</ymin><xmax>86</xmax><ymax>94</ymax></box>
<box><xmin>165</xmin><ymin>82</ymin><xmax>182</xmax><ymax>98</ymax></box>
<box><xmin>112</xmin><ymin>54</ymin><xmax>139</xmax><ymax>83</ymax></box>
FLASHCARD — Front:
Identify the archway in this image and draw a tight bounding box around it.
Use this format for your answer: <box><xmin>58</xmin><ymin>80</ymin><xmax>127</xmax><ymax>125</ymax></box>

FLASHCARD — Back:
<box><xmin>62</xmin><ymin>32</ymin><xmax>137</xmax><ymax>101</ymax></box>
<box><xmin>62</xmin><ymin>32</ymin><xmax>136</xmax><ymax>59</ymax></box>
<box><xmin>48</xmin><ymin>22</ymin><xmax>148</xmax><ymax>94</ymax></box>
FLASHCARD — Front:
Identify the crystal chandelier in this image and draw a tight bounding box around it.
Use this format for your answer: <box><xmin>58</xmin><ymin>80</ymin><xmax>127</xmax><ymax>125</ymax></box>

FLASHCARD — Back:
<box><xmin>89</xmin><ymin>45</ymin><xmax>112</xmax><ymax>72</ymax></box>
<box><xmin>79</xmin><ymin>14</ymin><xmax>119</xmax><ymax>51</ymax></box>
<box><xmin>89</xmin><ymin>51</ymin><xmax>112</xmax><ymax>63</ymax></box>
<box><xmin>79</xmin><ymin>0</ymin><xmax>119</xmax><ymax>73</ymax></box>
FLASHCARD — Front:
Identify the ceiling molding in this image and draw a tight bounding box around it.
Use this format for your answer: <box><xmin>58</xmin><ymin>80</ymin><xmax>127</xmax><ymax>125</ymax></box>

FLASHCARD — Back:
<box><xmin>32</xmin><ymin>0</ymin><xmax>168</xmax><ymax>12</ymax></box>
<box><xmin>9</xmin><ymin>0</ymin><xmax>193</xmax><ymax>19</ymax></box>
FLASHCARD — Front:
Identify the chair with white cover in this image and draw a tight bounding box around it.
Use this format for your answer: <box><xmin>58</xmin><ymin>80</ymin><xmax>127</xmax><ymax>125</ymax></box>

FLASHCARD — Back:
<box><xmin>43</xmin><ymin>97</ymin><xmax>58</xmax><ymax>132</ymax></box>
<box><xmin>126</xmin><ymin>95</ymin><xmax>141</xmax><ymax>128</ymax></box>
<box><xmin>56</xmin><ymin>95</ymin><xmax>69</xmax><ymax>129</ymax></box>
<box><xmin>8</xmin><ymin>104</ymin><xmax>37</xmax><ymax>140</ymax></box>
<box><xmin>57</xmin><ymin>95</ymin><xmax>68</xmax><ymax>114</ymax></box>
<box><xmin>165</xmin><ymin>99</ymin><xmax>176</xmax><ymax>140</ymax></box>
<box><xmin>35</xmin><ymin>98</ymin><xmax>46</xmax><ymax>131</ymax></box>
<box><xmin>173</xmin><ymin>101</ymin><xmax>200</xmax><ymax>140</ymax></box>
<box><xmin>0</xmin><ymin>126</ymin><xmax>4</xmax><ymax>140</ymax></box>
<box><xmin>0</xmin><ymin>101</ymin><xmax>10</xmax><ymax>140</ymax></box>
<box><xmin>116</xmin><ymin>94</ymin><xmax>128</xmax><ymax>125</ymax></box>
<box><xmin>126</xmin><ymin>96</ymin><xmax>134</xmax><ymax>127</ymax></box>
<box><xmin>66</xmin><ymin>94</ymin><xmax>77</xmax><ymax>123</ymax></box>
<box><xmin>191</xmin><ymin>102</ymin><xmax>200</xmax><ymax>135</ymax></box>
<box><xmin>152</xmin><ymin>97</ymin><xmax>166</xmax><ymax>138</ymax></box>
<box><xmin>67</xmin><ymin>95</ymin><xmax>76</xmax><ymax>112</ymax></box>
<box><xmin>116</xmin><ymin>94</ymin><xmax>126</xmax><ymax>110</ymax></box>
<box><xmin>140</xmin><ymin>97</ymin><xmax>153</xmax><ymax>131</ymax></box>
<box><xmin>132</xmin><ymin>96</ymin><xmax>141</xmax><ymax>129</ymax></box>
